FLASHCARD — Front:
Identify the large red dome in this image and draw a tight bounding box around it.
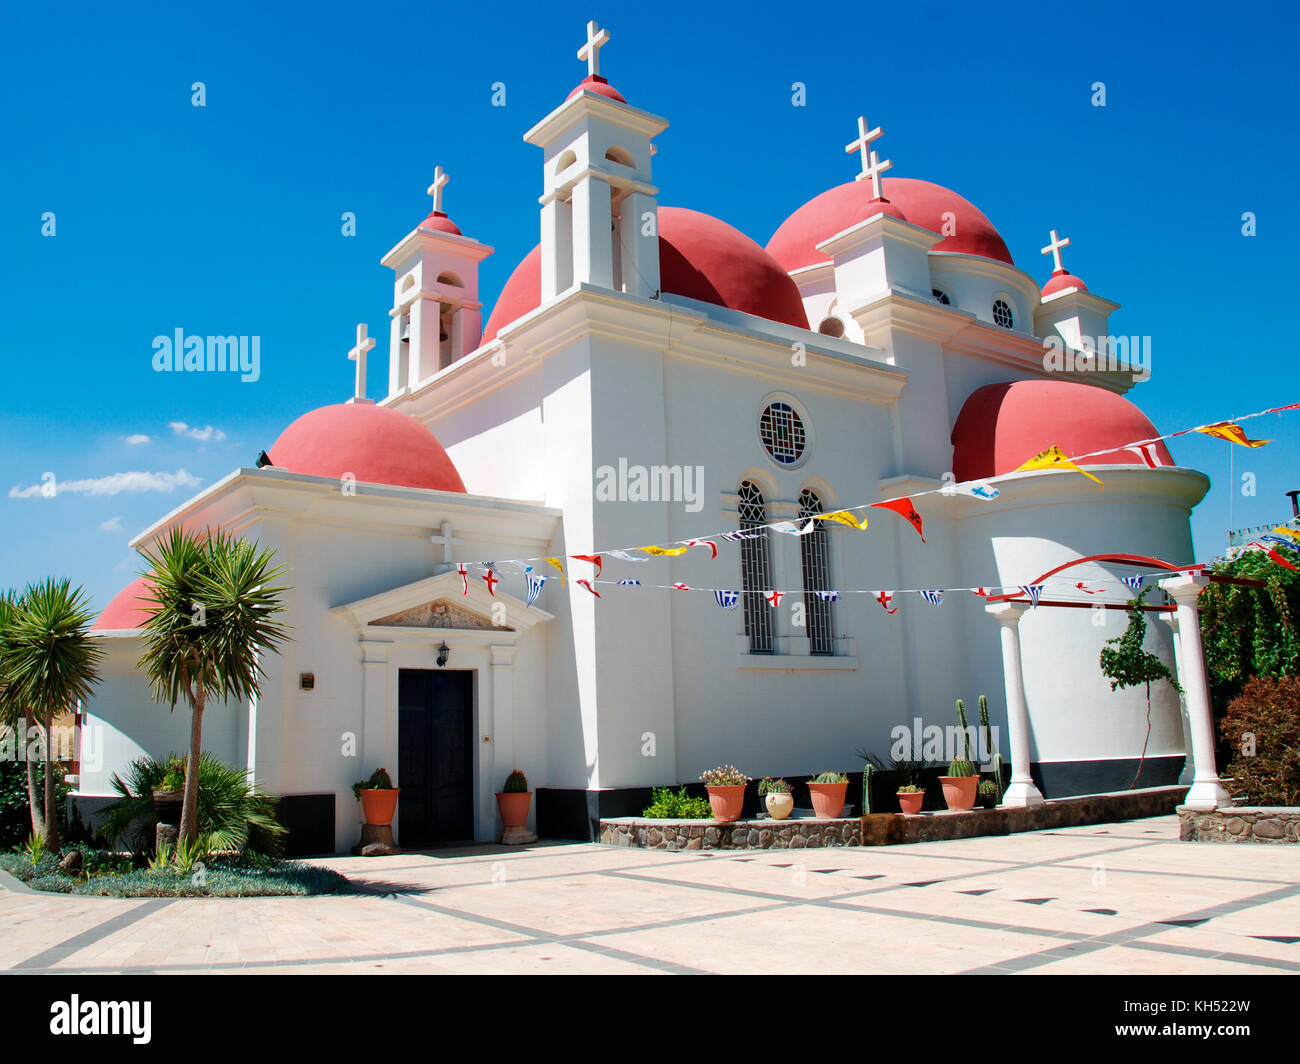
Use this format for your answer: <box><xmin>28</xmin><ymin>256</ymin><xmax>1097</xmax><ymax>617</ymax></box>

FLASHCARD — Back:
<box><xmin>482</xmin><ymin>206</ymin><xmax>809</xmax><ymax>341</ymax></box>
<box><xmin>767</xmin><ymin>177</ymin><xmax>1014</xmax><ymax>272</ymax></box>
<box><xmin>951</xmin><ymin>380</ymin><xmax>1174</xmax><ymax>482</ymax></box>
<box><xmin>93</xmin><ymin>575</ymin><xmax>155</xmax><ymax>632</ymax></box>
<box><xmin>268</xmin><ymin>403</ymin><xmax>466</xmax><ymax>493</ymax></box>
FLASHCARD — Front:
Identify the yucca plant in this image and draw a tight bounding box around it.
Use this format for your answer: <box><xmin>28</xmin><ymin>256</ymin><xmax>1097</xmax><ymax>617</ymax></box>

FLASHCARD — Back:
<box><xmin>98</xmin><ymin>752</ymin><xmax>285</xmax><ymax>860</ymax></box>
<box><xmin>0</xmin><ymin>578</ymin><xmax>103</xmax><ymax>851</ymax></box>
<box><xmin>0</xmin><ymin>588</ymin><xmax>42</xmax><ymax>841</ymax></box>
<box><xmin>136</xmin><ymin>528</ymin><xmax>289</xmax><ymax>845</ymax></box>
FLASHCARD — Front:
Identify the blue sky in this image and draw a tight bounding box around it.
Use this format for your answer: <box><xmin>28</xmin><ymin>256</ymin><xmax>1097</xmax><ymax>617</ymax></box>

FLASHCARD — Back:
<box><xmin>2</xmin><ymin>0</ymin><xmax>1297</xmax><ymax>613</ymax></box>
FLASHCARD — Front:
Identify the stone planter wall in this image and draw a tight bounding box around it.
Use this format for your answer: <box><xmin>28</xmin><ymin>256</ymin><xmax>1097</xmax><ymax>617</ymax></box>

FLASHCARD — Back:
<box><xmin>600</xmin><ymin>818</ymin><xmax>860</xmax><ymax>850</ymax></box>
<box><xmin>1178</xmin><ymin>806</ymin><xmax>1300</xmax><ymax>843</ymax></box>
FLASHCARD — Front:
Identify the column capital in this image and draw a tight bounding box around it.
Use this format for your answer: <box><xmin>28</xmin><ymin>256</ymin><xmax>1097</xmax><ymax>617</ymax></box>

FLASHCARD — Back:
<box><xmin>1158</xmin><ymin>571</ymin><xmax>1209</xmax><ymax>603</ymax></box>
<box><xmin>985</xmin><ymin>600</ymin><xmax>1030</xmax><ymax>626</ymax></box>
<box><xmin>1157</xmin><ymin>609</ymin><xmax>1180</xmax><ymax>633</ymax></box>
<box><xmin>489</xmin><ymin>644</ymin><xmax>516</xmax><ymax>668</ymax></box>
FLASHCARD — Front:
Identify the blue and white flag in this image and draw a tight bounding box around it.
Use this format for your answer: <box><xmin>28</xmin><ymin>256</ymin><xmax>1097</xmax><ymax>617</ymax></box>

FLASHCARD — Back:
<box><xmin>617</xmin><ymin>579</ymin><xmax>642</xmax><ymax>586</ymax></box>
<box><xmin>920</xmin><ymin>589</ymin><xmax>944</xmax><ymax>606</ymax></box>
<box><xmin>1122</xmin><ymin>575</ymin><xmax>1144</xmax><ymax>592</ymax></box>
<box><xmin>607</xmin><ymin>550</ymin><xmax>648</xmax><ymax>563</ymax></box>
<box><xmin>525</xmin><ymin>572</ymin><xmax>546</xmax><ymax>607</ymax></box>
<box><xmin>943</xmin><ymin>481</ymin><xmax>1001</xmax><ymax>501</ymax></box>
<box><xmin>721</xmin><ymin>530</ymin><xmax>763</xmax><ymax>542</ymax></box>
<box><xmin>813</xmin><ymin>590</ymin><xmax>839</xmax><ymax>603</ymax></box>
<box><xmin>1020</xmin><ymin>584</ymin><xmax>1045</xmax><ymax>608</ymax></box>
<box><xmin>714</xmin><ymin>590</ymin><xmax>740</xmax><ymax>610</ymax></box>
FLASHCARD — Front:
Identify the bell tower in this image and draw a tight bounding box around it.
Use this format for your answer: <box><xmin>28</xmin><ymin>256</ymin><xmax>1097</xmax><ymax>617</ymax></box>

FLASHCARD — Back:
<box><xmin>381</xmin><ymin>167</ymin><xmax>494</xmax><ymax>397</ymax></box>
<box><xmin>523</xmin><ymin>21</ymin><xmax>667</xmax><ymax>302</ymax></box>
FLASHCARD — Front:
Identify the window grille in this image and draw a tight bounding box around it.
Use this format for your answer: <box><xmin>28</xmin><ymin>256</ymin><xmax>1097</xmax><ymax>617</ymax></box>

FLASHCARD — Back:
<box><xmin>798</xmin><ymin>488</ymin><xmax>834</xmax><ymax>654</ymax></box>
<box><xmin>738</xmin><ymin>481</ymin><xmax>773</xmax><ymax>653</ymax></box>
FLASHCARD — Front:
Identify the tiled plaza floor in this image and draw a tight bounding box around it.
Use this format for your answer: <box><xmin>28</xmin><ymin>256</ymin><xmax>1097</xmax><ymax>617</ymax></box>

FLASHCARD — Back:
<box><xmin>2</xmin><ymin>816</ymin><xmax>1297</xmax><ymax>974</ymax></box>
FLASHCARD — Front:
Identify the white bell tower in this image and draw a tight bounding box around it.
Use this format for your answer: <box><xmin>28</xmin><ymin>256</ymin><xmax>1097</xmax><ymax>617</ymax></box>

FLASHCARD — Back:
<box><xmin>380</xmin><ymin>166</ymin><xmax>494</xmax><ymax>397</ymax></box>
<box><xmin>523</xmin><ymin>21</ymin><xmax>667</xmax><ymax>301</ymax></box>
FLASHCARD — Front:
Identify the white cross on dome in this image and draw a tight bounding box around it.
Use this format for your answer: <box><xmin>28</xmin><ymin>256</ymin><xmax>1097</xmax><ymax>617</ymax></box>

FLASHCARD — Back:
<box><xmin>578</xmin><ymin>20</ymin><xmax>610</xmax><ymax>79</ymax></box>
<box><xmin>1041</xmin><ymin>229</ymin><xmax>1071</xmax><ymax>273</ymax></box>
<box><xmin>347</xmin><ymin>323</ymin><xmax>376</xmax><ymax>403</ymax></box>
<box><xmin>427</xmin><ymin>166</ymin><xmax>449</xmax><ymax>215</ymax></box>
<box><xmin>845</xmin><ymin>115</ymin><xmax>883</xmax><ymax>176</ymax></box>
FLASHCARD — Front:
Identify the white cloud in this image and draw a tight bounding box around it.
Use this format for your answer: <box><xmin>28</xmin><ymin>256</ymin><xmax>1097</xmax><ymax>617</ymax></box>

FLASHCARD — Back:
<box><xmin>99</xmin><ymin>516</ymin><xmax>124</xmax><ymax>532</ymax></box>
<box><xmin>169</xmin><ymin>422</ymin><xmax>226</xmax><ymax>443</ymax></box>
<box><xmin>124</xmin><ymin>434</ymin><xmax>152</xmax><ymax>446</ymax></box>
<box><xmin>8</xmin><ymin>469</ymin><xmax>202</xmax><ymax>499</ymax></box>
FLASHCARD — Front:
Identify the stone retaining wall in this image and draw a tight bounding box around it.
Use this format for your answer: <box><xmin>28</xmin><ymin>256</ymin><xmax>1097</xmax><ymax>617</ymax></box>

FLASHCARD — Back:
<box><xmin>600</xmin><ymin>786</ymin><xmax>1188</xmax><ymax>850</ymax></box>
<box><xmin>1178</xmin><ymin>806</ymin><xmax>1300</xmax><ymax>843</ymax></box>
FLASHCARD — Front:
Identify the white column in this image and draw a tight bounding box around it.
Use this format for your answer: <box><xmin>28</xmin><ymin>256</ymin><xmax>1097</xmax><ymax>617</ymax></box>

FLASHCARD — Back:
<box><xmin>986</xmin><ymin>601</ymin><xmax>1045</xmax><ymax>807</ymax></box>
<box><xmin>571</xmin><ymin>177</ymin><xmax>614</xmax><ymax>288</ymax></box>
<box><xmin>540</xmin><ymin>195</ymin><xmax>574</xmax><ymax>300</ymax></box>
<box><xmin>1158</xmin><ymin>574</ymin><xmax>1231</xmax><ymax>809</ymax></box>
<box><xmin>1158</xmin><ymin>610</ymin><xmax>1197</xmax><ymax>785</ymax></box>
<box><xmin>619</xmin><ymin>191</ymin><xmax>660</xmax><ymax>297</ymax></box>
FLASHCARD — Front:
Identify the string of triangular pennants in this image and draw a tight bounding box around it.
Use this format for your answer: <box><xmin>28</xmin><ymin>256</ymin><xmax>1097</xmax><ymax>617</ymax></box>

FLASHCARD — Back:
<box><xmin>446</xmin><ymin>400</ymin><xmax>1299</xmax><ymax>607</ymax></box>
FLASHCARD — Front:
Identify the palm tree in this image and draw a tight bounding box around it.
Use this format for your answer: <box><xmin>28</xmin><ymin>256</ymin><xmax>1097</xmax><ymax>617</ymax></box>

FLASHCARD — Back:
<box><xmin>0</xmin><ymin>588</ymin><xmax>43</xmax><ymax>840</ymax></box>
<box><xmin>137</xmin><ymin>528</ymin><xmax>289</xmax><ymax>845</ymax></box>
<box><xmin>2</xmin><ymin>579</ymin><xmax>103</xmax><ymax>851</ymax></box>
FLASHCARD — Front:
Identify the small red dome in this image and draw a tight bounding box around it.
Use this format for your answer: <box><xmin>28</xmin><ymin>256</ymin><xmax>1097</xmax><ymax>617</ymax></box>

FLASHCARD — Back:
<box><xmin>420</xmin><ymin>211</ymin><xmax>462</xmax><ymax>236</ymax></box>
<box><xmin>482</xmin><ymin>206</ymin><xmax>809</xmax><ymax>341</ymax></box>
<box><xmin>268</xmin><ymin>403</ymin><xmax>467</xmax><ymax>493</ymax></box>
<box><xmin>951</xmin><ymin>380</ymin><xmax>1174</xmax><ymax>482</ymax></box>
<box><xmin>566</xmin><ymin>75</ymin><xmax>627</xmax><ymax>104</ymax></box>
<box><xmin>768</xmin><ymin>177</ymin><xmax>1014</xmax><ymax>272</ymax></box>
<box><xmin>93</xmin><ymin>575</ymin><xmax>155</xmax><ymax>632</ymax></box>
<box><xmin>854</xmin><ymin>196</ymin><xmax>907</xmax><ymax>224</ymax></box>
<box><xmin>1042</xmin><ymin>270</ymin><xmax>1088</xmax><ymax>296</ymax></box>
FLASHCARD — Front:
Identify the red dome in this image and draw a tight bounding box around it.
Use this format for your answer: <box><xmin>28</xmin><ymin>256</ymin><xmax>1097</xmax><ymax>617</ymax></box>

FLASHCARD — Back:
<box><xmin>767</xmin><ymin>177</ymin><xmax>1014</xmax><ymax>271</ymax></box>
<box><xmin>93</xmin><ymin>575</ymin><xmax>155</xmax><ymax>632</ymax></box>
<box><xmin>855</xmin><ymin>197</ymin><xmax>907</xmax><ymax>224</ymax></box>
<box><xmin>268</xmin><ymin>403</ymin><xmax>467</xmax><ymax>493</ymax></box>
<box><xmin>1042</xmin><ymin>270</ymin><xmax>1088</xmax><ymax>297</ymax></box>
<box><xmin>951</xmin><ymin>380</ymin><xmax>1174</xmax><ymax>482</ymax></box>
<box><xmin>566</xmin><ymin>76</ymin><xmax>627</xmax><ymax>104</ymax></box>
<box><xmin>482</xmin><ymin>206</ymin><xmax>809</xmax><ymax>341</ymax></box>
<box><xmin>420</xmin><ymin>211</ymin><xmax>462</xmax><ymax>236</ymax></box>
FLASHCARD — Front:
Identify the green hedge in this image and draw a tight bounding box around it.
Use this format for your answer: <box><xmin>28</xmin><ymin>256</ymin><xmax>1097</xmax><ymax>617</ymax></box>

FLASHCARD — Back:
<box><xmin>0</xmin><ymin>759</ymin><xmax>71</xmax><ymax>850</ymax></box>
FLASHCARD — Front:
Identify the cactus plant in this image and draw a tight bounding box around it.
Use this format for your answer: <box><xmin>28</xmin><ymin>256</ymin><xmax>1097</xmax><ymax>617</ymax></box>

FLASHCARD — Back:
<box><xmin>948</xmin><ymin>700</ymin><xmax>975</xmax><ymax>776</ymax></box>
<box><xmin>810</xmin><ymin>770</ymin><xmax>848</xmax><ymax>784</ymax></box>
<box><xmin>977</xmin><ymin>694</ymin><xmax>1005</xmax><ymax>799</ymax></box>
<box><xmin>502</xmin><ymin>769</ymin><xmax>528</xmax><ymax>793</ymax></box>
<box><xmin>862</xmin><ymin>761</ymin><xmax>875</xmax><ymax>814</ymax></box>
<box><xmin>757</xmin><ymin>777</ymin><xmax>790</xmax><ymax>795</ymax></box>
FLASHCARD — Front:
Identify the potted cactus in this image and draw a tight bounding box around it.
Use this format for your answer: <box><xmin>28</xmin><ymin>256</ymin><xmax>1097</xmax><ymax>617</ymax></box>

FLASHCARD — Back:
<box><xmin>353</xmin><ymin>767</ymin><xmax>400</xmax><ymax>826</ymax></box>
<box><xmin>701</xmin><ymin>765</ymin><xmax>749</xmax><ymax>821</ymax></box>
<box><xmin>807</xmin><ymin>771</ymin><xmax>849</xmax><ymax>818</ymax></box>
<box><xmin>977</xmin><ymin>694</ymin><xmax>1003</xmax><ymax>808</ymax></box>
<box><xmin>758</xmin><ymin>777</ymin><xmax>793</xmax><ymax>820</ymax></box>
<box><xmin>496</xmin><ymin>769</ymin><xmax>531</xmax><ymax>828</ymax></box>
<box><xmin>897</xmin><ymin>783</ymin><xmax>925</xmax><ymax>815</ymax></box>
<box><xmin>939</xmin><ymin>700</ymin><xmax>979</xmax><ymax>811</ymax></box>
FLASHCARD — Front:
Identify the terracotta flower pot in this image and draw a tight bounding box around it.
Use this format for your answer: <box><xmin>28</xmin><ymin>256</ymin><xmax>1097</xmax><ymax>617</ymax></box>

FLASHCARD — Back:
<box><xmin>705</xmin><ymin>784</ymin><xmax>746</xmax><ymax>822</ymax></box>
<box><xmin>360</xmin><ymin>788</ymin><xmax>401</xmax><ymax>826</ymax></box>
<box><xmin>897</xmin><ymin>790</ymin><xmax>925</xmax><ymax>815</ymax></box>
<box><xmin>496</xmin><ymin>791</ymin><xmax>531</xmax><ymax>828</ymax></box>
<box><xmin>765</xmin><ymin>792</ymin><xmax>794</xmax><ymax>820</ymax></box>
<box><xmin>939</xmin><ymin>776</ymin><xmax>978</xmax><ymax>812</ymax></box>
<box><xmin>807</xmin><ymin>781</ymin><xmax>849</xmax><ymax>818</ymax></box>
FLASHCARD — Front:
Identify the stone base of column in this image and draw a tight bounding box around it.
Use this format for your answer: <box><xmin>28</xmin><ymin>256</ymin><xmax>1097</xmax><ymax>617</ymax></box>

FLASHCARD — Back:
<box><xmin>1182</xmin><ymin>778</ymin><xmax>1232</xmax><ymax>811</ymax></box>
<box><xmin>1001</xmin><ymin>780</ymin><xmax>1046</xmax><ymax>808</ymax></box>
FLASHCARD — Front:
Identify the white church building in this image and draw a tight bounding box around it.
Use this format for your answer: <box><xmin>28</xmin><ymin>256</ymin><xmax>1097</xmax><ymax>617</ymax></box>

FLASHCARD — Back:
<box><xmin>79</xmin><ymin>23</ymin><xmax>1211</xmax><ymax>853</ymax></box>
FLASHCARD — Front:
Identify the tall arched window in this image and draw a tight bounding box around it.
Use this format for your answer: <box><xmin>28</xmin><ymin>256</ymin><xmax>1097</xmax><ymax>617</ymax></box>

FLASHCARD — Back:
<box><xmin>738</xmin><ymin>481</ymin><xmax>773</xmax><ymax>654</ymax></box>
<box><xmin>798</xmin><ymin>488</ymin><xmax>834</xmax><ymax>655</ymax></box>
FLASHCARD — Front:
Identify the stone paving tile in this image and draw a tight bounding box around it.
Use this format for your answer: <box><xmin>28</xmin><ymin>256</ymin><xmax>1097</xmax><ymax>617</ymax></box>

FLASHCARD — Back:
<box><xmin>1027</xmin><ymin>944</ymin><xmax>1291</xmax><ymax>975</ymax></box>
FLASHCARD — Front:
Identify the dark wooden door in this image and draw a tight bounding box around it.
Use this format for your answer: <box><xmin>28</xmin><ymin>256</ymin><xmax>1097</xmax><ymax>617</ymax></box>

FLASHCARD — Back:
<box><xmin>398</xmin><ymin>669</ymin><xmax>473</xmax><ymax>847</ymax></box>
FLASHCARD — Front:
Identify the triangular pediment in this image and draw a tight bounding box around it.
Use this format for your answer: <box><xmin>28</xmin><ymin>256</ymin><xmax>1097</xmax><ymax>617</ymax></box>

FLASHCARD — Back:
<box><xmin>371</xmin><ymin>597</ymin><xmax>512</xmax><ymax>631</ymax></box>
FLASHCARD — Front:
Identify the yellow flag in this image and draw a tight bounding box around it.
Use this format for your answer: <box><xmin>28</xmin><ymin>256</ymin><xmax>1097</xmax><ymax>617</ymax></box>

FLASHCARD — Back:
<box><xmin>1271</xmin><ymin>526</ymin><xmax>1300</xmax><ymax>542</ymax></box>
<box><xmin>544</xmin><ymin>557</ymin><xmax>566</xmax><ymax>585</ymax></box>
<box><xmin>813</xmin><ymin>511</ymin><xmax>870</xmax><ymax>530</ymax></box>
<box><xmin>1014</xmin><ymin>444</ymin><xmax>1103</xmax><ymax>486</ymax></box>
<box><xmin>1195</xmin><ymin>422</ymin><xmax>1270</xmax><ymax>447</ymax></box>
<box><xmin>640</xmin><ymin>545</ymin><xmax>690</xmax><ymax>556</ymax></box>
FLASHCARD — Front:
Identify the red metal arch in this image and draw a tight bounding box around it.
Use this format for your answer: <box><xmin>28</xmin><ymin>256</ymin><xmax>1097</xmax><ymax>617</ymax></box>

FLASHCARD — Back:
<box><xmin>985</xmin><ymin>553</ymin><xmax>1200</xmax><ymax>609</ymax></box>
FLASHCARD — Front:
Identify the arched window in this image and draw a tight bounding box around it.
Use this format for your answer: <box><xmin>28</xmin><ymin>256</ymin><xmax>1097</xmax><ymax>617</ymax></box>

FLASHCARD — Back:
<box><xmin>992</xmin><ymin>299</ymin><xmax>1014</xmax><ymax>329</ymax></box>
<box><xmin>738</xmin><ymin>481</ymin><xmax>773</xmax><ymax>654</ymax></box>
<box><xmin>604</xmin><ymin>146</ymin><xmax>635</xmax><ymax>167</ymax></box>
<box><xmin>798</xmin><ymin>488</ymin><xmax>834</xmax><ymax>654</ymax></box>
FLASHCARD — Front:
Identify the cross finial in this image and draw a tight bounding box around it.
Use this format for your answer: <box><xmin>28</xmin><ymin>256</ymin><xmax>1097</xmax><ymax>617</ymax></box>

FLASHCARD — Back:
<box><xmin>427</xmin><ymin>166</ymin><xmax>449</xmax><ymax>215</ymax></box>
<box><xmin>348</xmin><ymin>323</ymin><xmax>376</xmax><ymax>403</ymax></box>
<box><xmin>578</xmin><ymin>20</ymin><xmax>610</xmax><ymax>79</ymax></box>
<box><xmin>860</xmin><ymin>149</ymin><xmax>893</xmax><ymax>200</ymax></box>
<box><xmin>845</xmin><ymin>115</ymin><xmax>883</xmax><ymax>180</ymax></box>
<box><xmin>1041</xmin><ymin>229</ymin><xmax>1071</xmax><ymax>274</ymax></box>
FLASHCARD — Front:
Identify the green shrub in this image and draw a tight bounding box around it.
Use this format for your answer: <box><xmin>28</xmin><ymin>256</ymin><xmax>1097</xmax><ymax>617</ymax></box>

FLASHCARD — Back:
<box><xmin>0</xmin><ymin>759</ymin><xmax>71</xmax><ymax>850</ymax></box>
<box><xmin>98</xmin><ymin>752</ymin><xmax>286</xmax><ymax>860</ymax></box>
<box><xmin>1219</xmin><ymin>675</ymin><xmax>1300</xmax><ymax>806</ymax></box>
<box><xmin>642</xmin><ymin>786</ymin><xmax>713</xmax><ymax>819</ymax></box>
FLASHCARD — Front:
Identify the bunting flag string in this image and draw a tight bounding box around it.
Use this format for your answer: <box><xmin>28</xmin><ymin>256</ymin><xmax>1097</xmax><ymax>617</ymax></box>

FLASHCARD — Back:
<box><xmin>1194</xmin><ymin>422</ymin><xmax>1270</xmax><ymax>447</ymax></box>
<box><xmin>544</xmin><ymin>557</ymin><xmax>566</xmax><ymax>585</ymax></box>
<box><xmin>687</xmin><ymin>539</ymin><xmax>718</xmax><ymax>558</ymax></box>
<box><xmin>872</xmin><ymin>497</ymin><xmax>926</xmax><ymax>541</ymax></box>
<box><xmin>919</xmin><ymin>589</ymin><xmax>944</xmax><ymax>606</ymax></box>
<box><xmin>1020</xmin><ymin>584</ymin><xmax>1045</xmax><ymax>607</ymax></box>
<box><xmin>1121</xmin><ymin>575</ymin><xmax>1144</xmax><ymax>592</ymax></box>
<box><xmin>1074</xmin><ymin>582</ymin><xmax>1101</xmax><ymax>594</ymax></box>
<box><xmin>526</xmin><ymin>572</ymin><xmax>546</xmax><ymax>606</ymax></box>
<box><xmin>482</xmin><ymin>569</ymin><xmax>499</xmax><ymax>596</ymax></box>
<box><xmin>813</xmin><ymin>510</ymin><xmax>870</xmax><ymax>530</ymax></box>
<box><xmin>814</xmin><ymin>590</ymin><xmax>840</xmax><ymax>603</ymax></box>
<box><xmin>714</xmin><ymin>590</ymin><xmax>740</xmax><ymax>609</ymax></box>
<box><xmin>1014</xmin><ymin>444</ymin><xmax>1104</xmax><ymax>487</ymax></box>
<box><xmin>766</xmin><ymin>590</ymin><xmax>784</xmax><ymax>608</ymax></box>
<box><xmin>576</xmin><ymin>578</ymin><xmax>600</xmax><ymax>597</ymax></box>
<box><xmin>875</xmin><ymin>591</ymin><xmax>898</xmax><ymax>614</ymax></box>
<box><xmin>770</xmin><ymin>520</ymin><xmax>816</xmax><ymax>536</ymax></box>
<box><xmin>617</xmin><ymin>578</ymin><xmax>642</xmax><ymax>586</ymax></box>
<box><xmin>457</xmin><ymin>563</ymin><xmax>469</xmax><ymax>596</ymax></box>
<box><xmin>640</xmin><ymin>544</ymin><xmax>690</xmax><ymax>556</ymax></box>
<box><xmin>571</xmin><ymin>554</ymin><xmax>602</xmax><ymax>577</ymax></box>
<box><xmin>607</xmin><ymin>550</ymin><xmax>647</xmax><ymax>563</ymax></box>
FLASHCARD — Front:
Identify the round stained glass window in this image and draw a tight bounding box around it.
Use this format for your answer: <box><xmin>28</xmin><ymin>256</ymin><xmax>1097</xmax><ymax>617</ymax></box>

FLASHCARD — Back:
<box><xmin>760</xmin><ymin>401</ymin><xmax>806</xmax><ymax>465</ymax></box>
<box><xmin>993</xmin><ymin>299</ymin><xmax>1014</xmax><ymax>329</ymax></box>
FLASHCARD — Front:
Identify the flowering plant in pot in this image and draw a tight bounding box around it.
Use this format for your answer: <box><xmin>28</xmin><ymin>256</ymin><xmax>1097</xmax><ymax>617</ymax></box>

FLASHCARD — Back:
<box><xmin>353</xmin><ymin>767</ymin><xmax>400</xmax><ymax>826</ymax></box>
<box><xmin>700</xmin><ymin>765</ymin><xmax>749</xmax><ymax>822</ymax></box>
<box><xmin>757</xmin><ymin>777</ymin><xmax>793</xmax><ymax>820</ymax></box>
<box><xmin>807</xmin><ymin>771</ymin><xmax>849</xmax><ymax>818</ymax></box>
<box><xmin>939</xmin><ymin>700</ymin><xmax>979</xmax><ymax>811</ymax></box>
<box><xmin>152</xmin><ymin>756</ymin><xmax>187</xmax><ymax>826</ymax></box>
<box><xmin>496</xmin><ymin>769</ymin><xmax>531</xmax><ymax>828</ymax></box>
<box><xmin>896</xmin><ymin>783</ymin><xmax>925</xmax><ymax>816</ymax></box>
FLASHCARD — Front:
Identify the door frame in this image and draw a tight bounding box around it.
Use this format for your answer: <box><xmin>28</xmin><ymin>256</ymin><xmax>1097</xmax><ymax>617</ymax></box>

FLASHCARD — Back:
<box><xmin>397</xmin><ymin>666</ymin><xmax>476</xmax><ymax>847</ymax></box>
